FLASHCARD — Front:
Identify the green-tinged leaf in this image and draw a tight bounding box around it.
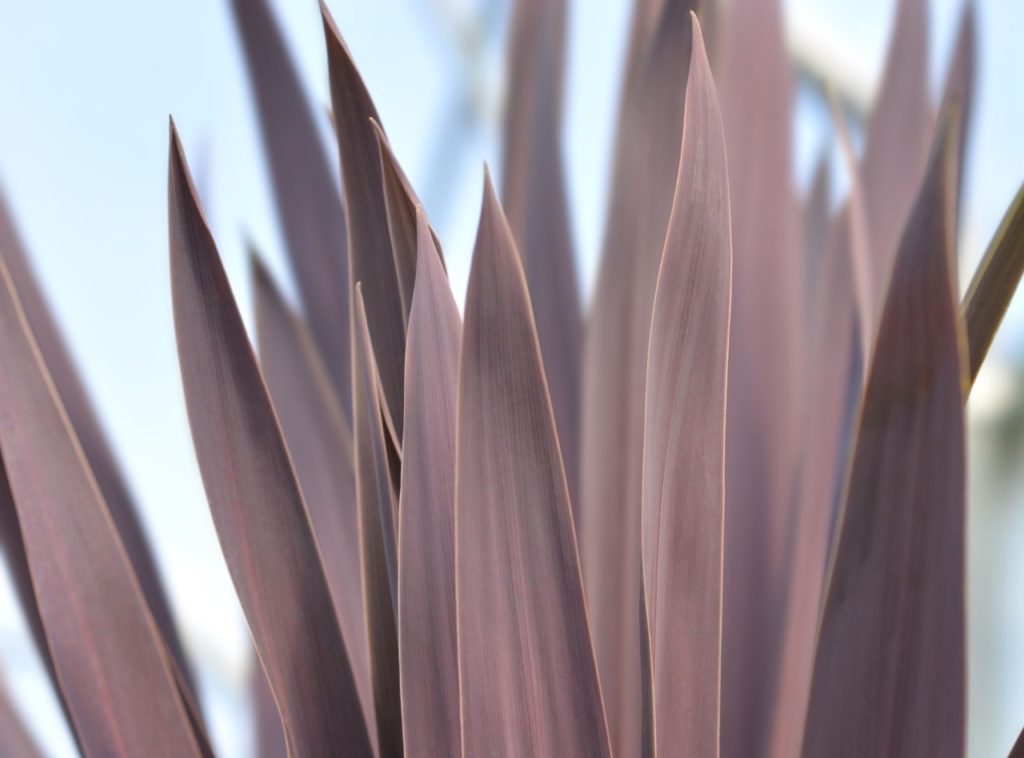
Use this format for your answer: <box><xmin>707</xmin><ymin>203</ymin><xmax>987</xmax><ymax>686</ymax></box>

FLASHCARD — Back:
<box><xmin>716</xmin><ymin>0</ymin><xmax>801</xmax><ymax>751</ymax></box>
<box><xmin>230</xmin><ymin>0</ymin><xmax>352</xmax><ymax>415</ymax></box>
<box><xmin>501</xmin><ymin>0</ymin><xmax>582</xmax><ymax>517</ymax></box>
<box><xmin>321</xmin><ymin>3</ymin><xmax>406</xmax><ymax>443</ymax></box>
<box><xmin>962</xmin><ymin>181</ymin><xmax>1024</xmax><ymax>383</ymax></box>
<box><xmin>861</xmin><ymin>0</ymin><xmax>932</xmax><ymax>306</ymax></box>
<box><xmin>0</xmin><ymin>679</ymin><xmax>41</xmax><ymax>758</ymax></box>
<box><xmin>641</xmin><ymin>17</ymin><xmax>729</xmax><ymax>756</ymax></box>
<box><xmin>579</xmin><ymin>5</ymin><xmax>695</xmax><ymax>755</ymax></box>
<box><xmin>251</xmin><ymin>253</ymin><xmax>374</xmax><ymax>739</ymax></box>
<box><xmin>802</xmin><ymin>118</ymin><xmax>966</xmax><ymax>758</ymax></box>
<box><xmin>168</xmin><ymin>124</ymin><xmax>372</xmax><ymax>758</ymax></box>
<box><xmin>353</xmin><ymin>286</ymin><xmax>402</xmax><ymax>758</ymax></box>
<box><xmin>457</xmin><ymin>172</ymin><xmax>610</xmax><ymax>758</ymax></box>
<box><xmin>0</xmin><ymin>192</ymin><xmax>198</xmax><ymax>708</ymax></box>
<box><xmin>250</xmin><ymin>655</ymin><xmax>286</xmax><ymax>758</ymax></box>
<box><xmin>0</xmin><ymin>261</ymin><xmax>202</xmax><ymax>757</ymax></box>
<box><xmin>398</xmin><ymin>211</ymin><xmax>461</xmax><ymax>758</ymax></box>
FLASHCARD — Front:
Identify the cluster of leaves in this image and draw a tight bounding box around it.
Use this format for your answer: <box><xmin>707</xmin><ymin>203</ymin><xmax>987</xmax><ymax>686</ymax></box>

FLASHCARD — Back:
<box><xmin>0</xmin><ymin>0</ymin><xmax>1023</xmax><ymax>756</ymax></box>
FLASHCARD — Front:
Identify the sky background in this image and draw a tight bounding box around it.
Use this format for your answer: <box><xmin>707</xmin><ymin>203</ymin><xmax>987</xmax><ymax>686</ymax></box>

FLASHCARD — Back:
<box><xmin>0</xmin><ymin>0</ymin><xmax>1022</xmax><ymax>755</ymax></box>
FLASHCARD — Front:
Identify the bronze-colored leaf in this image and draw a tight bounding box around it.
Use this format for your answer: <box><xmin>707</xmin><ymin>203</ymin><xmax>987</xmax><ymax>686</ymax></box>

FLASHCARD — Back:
<box><xmin>397</xmin><ymin>211</ymin><xmax>461</xmax><ymax>758</ymax></box>
<box><xmin>861</xmin><ymin>0</ymin><xmax>932</xmax><ymax>307</ymax></box>
<box><xmin>0</xmin><ymin>192</ymin><xmax>198</xmax><ymax>708</ymax></box>
<box><xmin>321</xmin><ymin>2</ymin><xmax>406</xmax><ymax>444</ymax></box>
<box><xmin>457</xmin><ymin>171</ymin><xmax>610</xmax><ymax>758</ymax></box>
<box><xmin>938</xmin><ymin>2</ymin><xmax>976</xmax><ymax>222</ymax></box>
<box><xmin>230</xmin><ymin>0</ymin><xmax>352</xmax><ymax>415</ymax></box>
<box><xmin>168</xmin><ymin>124</ymin><xmax>372</xmax><ymax>757</ymax></box>
<box><xmin>962</xmin><ymin>181</ymin><xmax>1024</xmax><ymax>383</ymax></box>
<box><xmin>0</xmin><ymin>261</ymin><xmax>202</xmax><ymax>757</ymax></box>
<box><xmin>251</xmin><ymin>253</ymin><xmax>374</xmax><ymax>739</ymax></box>
<box><xmin>716</xmin><ymin>0</ymin><xmax>802</xmax><ymax>751</ymax></box>
<box><xmin>641</xmin><ymin>17</ymin><xmax>730</xmax><ymax>755</ymax></box>
<box><xmin>579</xmin><ymin>5</ymin><xmax>696</xmax><ymax>754</ymax></box>
<box><xmin>802</xmin><ymin>117</ymin><xmax>966</xmax><ymax>758</ymax></box>
<box><xmin>0</xmin><ymin>679</ymin><xmax>41</xmax><ymax>758</ymax></box>
<box><xmin>501</xmin><ymin>0</ymin><xmax>582</xmax><ymax>518</ymax></box>
<box><xmin>353</xmin><ymin>286</ymin><xmax>402</xmax><ymax>758</ymax></box>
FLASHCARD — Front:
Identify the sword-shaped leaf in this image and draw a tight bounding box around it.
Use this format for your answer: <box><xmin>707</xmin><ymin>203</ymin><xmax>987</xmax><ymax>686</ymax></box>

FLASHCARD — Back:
<box><xmin>641</xmin><ymin>17</ymin><xmax>730</xmax><ymax>756</ymax></box>
<box><xmin>579</xmin><ymin>5</ymin><xmax>696</xmax><ymax>754</ymax></box>
<box><xmin>938</xmin><ymin>2</ymin><xmax>976</xmax><ymax>221</ymax></box>
<box><xmin>230</xmin><ymin>0</ymin><xmax>352</xmax><ymax>414</ymax></box>
<box><xmin>458</xmin><ymin>172</ymin><xmax>611</xmax><ymax>758</ymax></box>
<box><xmin>321</xmin><ymin>2</ymin><xmax>406</xmax><ymax>444</ymax></box>
<box><xmin>501</xmin><ymin>0</ymin><xmax>581</xmax><ymax>516</ymax></box>
<box><xmin>802</xmin><ymin>117</ymin><xmax>966</xmax><ymax>758</ymax></box>
<box><xmin>0</xmin><ymin>261</ymin><xmax>202</xmax><ymax>757</ymax></box>
<box><xmin>0</xmin><ymin>679</ymin><xmax>41</xmax><ymax>758</ymax></box>
<box><xmin>251</xmin><ymin>254</ymin><xmax>374</xmax><ymax>738</ymax></box>
<box><xmin>0</xmin><ymin>193</ymin><xmax>198</xmax><ymax>706</ymax></box>
<box><xmin>398</xmin><ymin>211</ymin><xmax>461</xmax><ymax>758</ymax></box>
<box><xmin>168</xmin><ymin>124</ymin><xmax>372</xmax><ymax>757</ymax></box>
<box><xmin>353</xmin><ymin>286</ymin><xmax>402</xmax><ymax>758</ymax></box>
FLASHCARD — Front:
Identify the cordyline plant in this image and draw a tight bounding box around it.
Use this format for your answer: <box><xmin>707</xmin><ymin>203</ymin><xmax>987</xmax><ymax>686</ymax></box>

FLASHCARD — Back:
<box><xmin>0</xmin><ymin>0</ymin><xmax>1023</xmax><ymax>756</ymax></box>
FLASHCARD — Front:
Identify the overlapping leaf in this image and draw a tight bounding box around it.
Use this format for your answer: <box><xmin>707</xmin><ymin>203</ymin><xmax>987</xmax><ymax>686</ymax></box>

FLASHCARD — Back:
<box><xmin>458</xmin><ymin>173</ymin><xmax>610</xmax><ymax>757</ymax></box>
<box><xmin>397</xmin><ymin>212</ymin><xmax>461</xmax><ymax>758</ymax></box>
<box><xmin>353</xmin><ymin>286</ymin><xmax>403</xmax><ymax>758</ymax></box>
<box><xmin>641</xmin><ymin>17</ymin><xmax>730</xmax><ymax>756</ymax></box>
<box><xmin>0</xmin><ymin>261</ymin><xmax>202</xmax><ymax>757</ymax></box>
<box><xmin>802</xmin><ymin>118</ymin><xmax>966</xmax><ymax>758</ymax></box>
<box><xmin>321</xmin><ymin>3</ymin><xmax>407</xmax><ymax>444</ymax></box>
<box><xmin>0</xmin><ymin>680</ymin><xmax>40</xmax><ymax>758</ymax></box>
<box><xmin>579</xmin><ymin>5</ymin><xmax>696</xmax><ymax>754</ymax></box>
<box><xmin>231</xmin><ymin>0</ymin><xmax>352</xmax><ymax>414</ymax></box>
<box><xmin>168</xmin><ymin>125</ymin><xmax>371</xmax><ymax>757</ymax></box>
<box><xmin>251</xmin><ymin>254</ymin><xmax>373</xmax><ymax>736</ymax></box>
<box><xmin>501</xmin><ymin>0</ymin><xmax>581</xmax><ymax>516</ymax></box>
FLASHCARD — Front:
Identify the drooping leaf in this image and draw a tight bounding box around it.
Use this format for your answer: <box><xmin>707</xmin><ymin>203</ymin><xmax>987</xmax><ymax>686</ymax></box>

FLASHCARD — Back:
<box><xmin>579</xmin><ymin>5</ymin><xmax>696</xmax><ymax>754</ymax></box>
<box><xmin>861</xmin><ymin>0</ymin><xmax>932</xmax><ymax>307</ymax></box>
<box><xmin>641</xmin><ymin>17</ymin><xmax>730</xmax><ymax>755</ymax></box>
<box><xmin>397</xmin><ymin>211</ymin><xmax>461</xmax><ymax>758</ymax></box>
<box><xmin>0</xmin><ymin>192</ymin><xmax>198</xmax><ymax>707</ymax></box>
<box><xmin>168</xmin><ymin>124</ymin><xmax>372</xmax><ymax>758</ymax></box>
<box><xmin>802</xmin><ymin>117</ymin><xmax>966</xmax><ymax>758</ymax></box>
<box><xmin>716</xmin><ymin>0</ymin><xmax>801</xmax><ymax>751</ymax></box>
<box><xmin>457</xmin><ymin>171</ymin><xmax>610</xmax><ymax>757</ymax></box>
<box><xmin>962</xmin><ymin>181</ymin><xmax>1024</xmax><ymax>383</ymax></box>
<box><xmin>251</xmin><ymin>253</ymin><xmax>374</xmax><ymax>737</ymax></box>
<box><xmin>0</xmin><ymin>261</ymin><xmax>202</xmax><ymax>757</ymax></box>
<box><xmin>501</xmin><ymin>0</ymin><xmax>582</xmax><ymax>518</ymax></box>
<box><xmin>321</xmin><ymin>2</ymin><xmax>406</xmax><ymax>444</ymax></box>
<box><xmin>230</xmin><ymin>0</ymin><xmax>352</xmax><ymax>416</ymax></box>
<box><xmin>353</xmin><ymin>286</ymin><xmax>403</xmax><ymax>758</ymax></box>
<box><xmin>0</xmin><ymin>679</ymin><xmax>41</xmax><ymax>758</ymax></box>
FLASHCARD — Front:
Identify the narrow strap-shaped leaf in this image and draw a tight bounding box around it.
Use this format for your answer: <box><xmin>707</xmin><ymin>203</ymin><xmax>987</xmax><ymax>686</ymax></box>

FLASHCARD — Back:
<box><xmin>168</xmin><ymin>124</ymin><xmax>372</xmax><ymax>758</ymax></box>
<box><xmin>641</xmin><ymin>18</ymin><xmax>730</xmax><ymax>756</ymax></box>
<box><xmin>1010</xmin><ymin>725</ymin><xmax>1024</xmax><ymax>758</ymax></box>
<box><xmin>458</xmin><ymin>171</ymin><xmax>611</xmax><ymax>758</ymax></box>
<box><xmin>803</xmin><ymin>152</ymin><xmax>831</xmax><ymax>303</ymax></box>
<box><xmin>0</xmin><ymin>192</ymin><xmax>199</xmax><ymax>707</ymax></box>
<box><xmin>716</xmin><ymin>0</ymin><xmax>801</xmax><ymax>751</ymax></box>
<box><xmin>0</xmin><ymin>261</ymin><xmax>201</xmax><ymax>757</ymax></box>
<box><xmin>861</xmin><ymin>0</ymin><xmax>932</xmax><ymax>306</ymax></box>
<box><xmin>802</xmin><ymin>118</ymin><xmax>966</xmax><ymax>758</ymax></box>
<box><xmin>938</xmin><ymin>2</ymin><xmax>976</xmax><ymax>222</ymax></box>
<box><xmin>251</xmin><ymin>654</ymin><xmax>286</xmax><ymax>758</ymax></box>
<box><xmin>398</xmin><ymin>211</ymin><xmax>461</xmax><ymax>758</ymax></box>
<box><xmin>579</xmin><ymin>6</ymin><xmax>696</xmax><ymax>755</ymax></box>
<box><xmin>251</xmin><ymin>253</ymin><xmax>375</xmax><ymax>739</ymax></box>
<box><xmin>501</xmin><ymin>0</ymin><xmax>582</xmax><ymax>518</ymax></box>
<box><xmin>321</xmin><ymin>2</ymin><xmax>406</xmax><ymax>443</ymax></box>
<box><xmin>353</xmin><ymin>286</ymin><xmax>403</xmax><ymax>758</ymax></box>
<box><xmin>230</xmin><ymin>0</ymin><xmax>352</xmax><ymax>414</ymax></box>
<box><xmin>962</xmin><ymin>181</ymin><xmax>1024</xmax><ymax>383</ymax></box>
<box><xmin>0</xmin><ymin>679</ymin><xmax>41</xmax><ymax>758</ymax></box>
